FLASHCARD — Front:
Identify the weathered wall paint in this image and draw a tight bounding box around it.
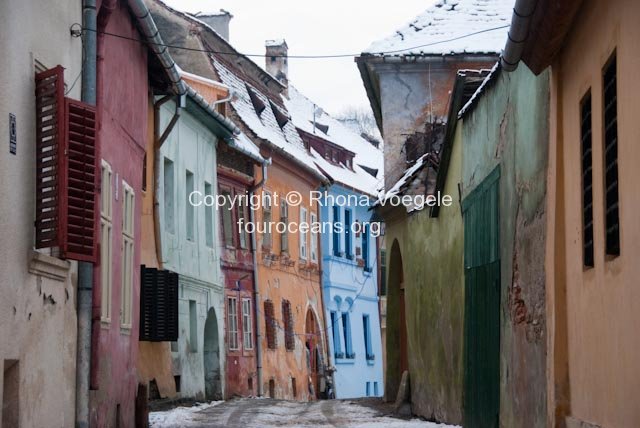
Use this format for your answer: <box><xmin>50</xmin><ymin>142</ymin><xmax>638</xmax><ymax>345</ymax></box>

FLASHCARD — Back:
<box><xmin>383</xmin><ymin>124</ymin><xmax>465</xmax><ymax>424</ymax></box>
<box><xmin>461</xmin><ymin>65</ymin><xmax>549</xmax><ymax>428</ymax></box>
<box><xmin>547</xmin><ymin>1</ymin><xmax>640</xmax><ymax>426</ymax></box>
<box><xmin>253</xmin><ymin>155</ymin><xmax>327</xmax><ymax>401</ymax></box>
<box><xmin>373</xmin><ymin>57</ymin><xmax>497</xmax><ymax>190</ymax></box>
<box><xmin>320</xmin><ymin>184</ymin><xmax>384</xmax><ymax>399</ymax></box>
<box><xmin>90</xmin><ymin>1</ymin><xmax>149</xmax><ymax>426</ymax></box>
<box><xmin>157</xmin><ymin>101</ymin><xmax>225</xmax><ymax>401</ymax></box>
<box><xmin>0</xmin><ymin>3</ymin><xmax>82</xmax><ymax>426</ymax></box>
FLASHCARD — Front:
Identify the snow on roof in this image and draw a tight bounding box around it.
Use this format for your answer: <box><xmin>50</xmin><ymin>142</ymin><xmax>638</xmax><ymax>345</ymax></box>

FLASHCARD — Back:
<box><xmin>265</xmin><ymin>39</ymin><xmax>287</xmax><ymax>48</ymax></box>
<box><xmin>458</xmin><ymin>60</ymin><xmax>500</xmax><ymax>117</ymax></box>
<box><xmin>283</xmin><ymin>86</ymin><xmax>384</xmax><ymax>195</ymax></box>
<box><xmin>384</xmin><ymin>153</ymin><xmax>429</xmax><ymax>202</ymax></box>
<box><xmin>364</xmin><ymin>0</ymin><xmax>513</xmax><ymax>57</ymax></box>
<box><xmin>211</xmin><ymin>58</ymin><xmax>322</xmax><ymax>176</ymax></box>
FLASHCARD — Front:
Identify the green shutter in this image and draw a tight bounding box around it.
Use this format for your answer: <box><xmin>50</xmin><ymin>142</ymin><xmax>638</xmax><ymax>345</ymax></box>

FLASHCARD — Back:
<box><xmin>463</xmin><ymin>166</ymin><xmax>501</xmax><ymax>428</ymax></box>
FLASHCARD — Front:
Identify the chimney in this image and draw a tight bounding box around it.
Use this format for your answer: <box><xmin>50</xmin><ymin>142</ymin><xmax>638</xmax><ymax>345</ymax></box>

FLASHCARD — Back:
<box><xmin>198</xmin><ymin>10</ymin><xmax>233</xmax><ymax>42</ymax></box>
<box><xmin>265</xmin><ymin>39</ymin><xmax>288</xmax><ymax>86</ymax></box>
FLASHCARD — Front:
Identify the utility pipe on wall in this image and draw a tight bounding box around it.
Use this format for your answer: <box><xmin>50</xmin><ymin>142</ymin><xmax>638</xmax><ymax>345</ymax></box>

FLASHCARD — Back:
<box><xmin>76</xmin><ymin>1</ymin><xmax>97</xmax><ymax>427</ymax></box>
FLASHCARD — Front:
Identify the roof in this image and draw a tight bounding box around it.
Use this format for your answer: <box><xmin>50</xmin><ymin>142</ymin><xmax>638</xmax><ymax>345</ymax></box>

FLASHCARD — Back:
<box><xmin>211</xmin><ymin>58</ymin><xmax>324</xmax><ymax>179</ymax></box>
<box><xmin>283</xmin><ymin>86</ymin><xmax>384</xmax><ymax>196</ymax></box>
<box><xmin>363</xmin><ymin>0</ymin><xmax>513</xmax><ymax>57</ymax></box>
<box><xmin>458</xmin><ymin>61</ymin><xmax>501</xmax><ymax>118</ymax></box>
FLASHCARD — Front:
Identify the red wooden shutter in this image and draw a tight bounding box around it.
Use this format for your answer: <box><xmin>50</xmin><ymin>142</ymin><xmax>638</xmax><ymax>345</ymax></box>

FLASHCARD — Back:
<box><xmin>35</xmin><ymin>66</ymin><xmax>65</xmax><ymax>250</ymax></box>
<box><xmin>34</xmin><ymin>66</ymin><xmax>98</xmax><ymax>262</ymax></box>
<box><xmin>62</xmin><ymin>98</ymin><xmax>98</xmax><ymax>261</ymax></box>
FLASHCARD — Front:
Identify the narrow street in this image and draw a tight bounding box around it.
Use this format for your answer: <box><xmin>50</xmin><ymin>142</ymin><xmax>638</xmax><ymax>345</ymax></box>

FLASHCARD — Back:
<box><xmin>149</xmin><ymin>398</ymin><xmax>459</xmax><ymax>428</ymax></box>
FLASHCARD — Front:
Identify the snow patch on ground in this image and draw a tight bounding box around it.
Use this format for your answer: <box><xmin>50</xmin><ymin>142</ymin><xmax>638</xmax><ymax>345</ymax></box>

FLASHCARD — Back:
<box><xmin>149</xmin><ymin>401</ymin><xmax>223</xmax><ymax>427</ymax></box>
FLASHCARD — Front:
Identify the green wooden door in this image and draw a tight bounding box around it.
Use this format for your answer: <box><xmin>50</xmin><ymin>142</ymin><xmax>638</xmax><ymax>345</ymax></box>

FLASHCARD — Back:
<box><xmin>462</xmin><ymin>167</ymin><xmax>500</xmax><ymax>428</ymax></box>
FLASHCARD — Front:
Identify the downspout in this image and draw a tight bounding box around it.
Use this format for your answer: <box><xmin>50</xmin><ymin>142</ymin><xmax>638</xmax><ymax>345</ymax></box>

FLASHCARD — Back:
<box><xmin>500</xmin><ymin>0</ymin><xmax>538</xmax><ymax>71</ymax></box>
<box><xmin>153</xmin><ymin>95</ymin><xmax>183</xmax><ymax>269</ymax></box>
<box><xmin>76</xmin><ymin>1</ymin><xmax>97</xmax><ymax>427</ymax></box>
<box><xmin>249</xmin><ymin>158</ymin><xmax>271</xmax><ymax>397</ymax></box>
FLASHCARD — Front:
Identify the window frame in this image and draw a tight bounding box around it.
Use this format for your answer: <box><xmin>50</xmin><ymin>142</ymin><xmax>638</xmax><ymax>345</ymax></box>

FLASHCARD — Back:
<box><xmin>120</xmin><ymin>180</ymin><xmax>135</xmax><ymax>330</ymax></box>
<box><xmin>100</xmin><ymin>160</ymin><xmax>113</xmax><ymax>324</ymax></box>
<box><xmin>310</xmin><ymin>212</ymin><xmax>318</xmax><ymax>262</ymax></box>
<box><xmin>299</xmin><ymin>207</ymin><xmax>308</xmax><ymax>260</ymax></box>
<box><xmin>242</xmin><ymin>298</ymin><xmax>254</xmax><ymax>350</ymax></box>
<box><xmin>228</xmin><ymin>296</ymin><xmax>239</xmax><ymax>351</ymax></box>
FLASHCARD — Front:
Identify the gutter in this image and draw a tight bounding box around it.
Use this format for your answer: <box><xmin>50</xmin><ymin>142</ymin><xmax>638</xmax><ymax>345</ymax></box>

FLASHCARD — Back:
<box><xmin>249</xmin><ymin>158</ymin><xmax>272</xmax><ymax>396</ymax></box>
<box><xmin>76</xmin><ymin>2</ymin><xmax>97</xmax><ymax>427</ymax></box>
<box><xmin>500</xmin><ymin>0</ymin><xmax>538</xmax><ymax>71</ymax></box>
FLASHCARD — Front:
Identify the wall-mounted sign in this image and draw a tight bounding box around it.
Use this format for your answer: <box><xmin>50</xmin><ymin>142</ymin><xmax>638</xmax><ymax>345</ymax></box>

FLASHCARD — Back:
<box><xmin>9</xmin><ymin>113</ymin><xmax>16</xmax><ymax>155</ymax></box>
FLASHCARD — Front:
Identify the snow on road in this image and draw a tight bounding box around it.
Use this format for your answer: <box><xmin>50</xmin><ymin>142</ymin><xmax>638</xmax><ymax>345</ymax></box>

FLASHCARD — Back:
<box><xmin>149</xmin><ymin>398</ymin><xmax>460</xmax><ymax>428</ymax></box>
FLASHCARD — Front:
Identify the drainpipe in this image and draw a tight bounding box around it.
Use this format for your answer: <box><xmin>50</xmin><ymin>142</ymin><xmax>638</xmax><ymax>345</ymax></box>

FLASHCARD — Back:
<box><xmin>153</xmin><ymin>95</ymin><xmax>183</xmax><ymax>269</ymax></box>
<box><xmin>249</xmin><ymin>158</ymin><xmax>271</xmax><ymax>396</ymax></box>
<box><xmin>76</xmin><ymin>1</ymin><xmax>97</xmax><ymax>427</ymax></box>
<box><xmin>500</xmin><ymin>0</ymin><xmax>538</xmax><ymax>71</ymax></box>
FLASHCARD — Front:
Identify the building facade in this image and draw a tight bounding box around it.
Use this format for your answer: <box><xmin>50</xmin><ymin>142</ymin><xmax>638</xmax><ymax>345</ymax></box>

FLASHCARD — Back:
<box><xmin>357</xmin><ymin>0</ymin><xmax>511</xmax><ymax>422</ymax></box>
<box><xmin>0</xmin><ymin>0</ymin><xmax>82</xmax><ymax>426</ymax></box>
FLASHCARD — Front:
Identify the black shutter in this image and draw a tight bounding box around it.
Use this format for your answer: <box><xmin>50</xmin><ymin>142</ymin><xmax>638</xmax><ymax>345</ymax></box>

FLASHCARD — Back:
<box><xmin>140</xmin><ymin>265</ymin><xmax>179</xmax><ymax>342</ymax></box>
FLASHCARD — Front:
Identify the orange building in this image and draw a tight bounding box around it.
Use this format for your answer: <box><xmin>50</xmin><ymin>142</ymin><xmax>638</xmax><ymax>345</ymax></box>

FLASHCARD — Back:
<box><xmin>504</xmin><ymin>0</ymin><xmax>640</xmax><ymax>426</ymax></box>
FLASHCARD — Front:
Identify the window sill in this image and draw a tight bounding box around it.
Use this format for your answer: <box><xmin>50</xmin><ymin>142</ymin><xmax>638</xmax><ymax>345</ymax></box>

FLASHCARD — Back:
<box><xmin>28</xmin><ymin>250</ymin><xmax>71</xmax><ymax>282</ymax></box>
<box><xmin>366</xmin><ymin>359</ymin><xmax>376</xmax><ymax>366</ymax></box>
<box><xmin>335</xmin><ymin>357</ymin><xmax>355</xmax><ymax>365</ymax></box>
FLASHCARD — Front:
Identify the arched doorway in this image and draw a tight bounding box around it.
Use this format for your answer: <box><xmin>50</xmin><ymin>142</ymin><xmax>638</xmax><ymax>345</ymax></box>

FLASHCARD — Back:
<box><xmin>305</xmin><ymin>308</ymin><xmax>322</xmax><ymax>399</ymax></box>
<box><xmin>204</xmin><ymin>307</ymin><xmax>222</xmax><ymax>400</ymax></box>
<box><xmin>385</xmin><ymin>239</ymin><xmax>407</xmax><ymax>401</ymax></box>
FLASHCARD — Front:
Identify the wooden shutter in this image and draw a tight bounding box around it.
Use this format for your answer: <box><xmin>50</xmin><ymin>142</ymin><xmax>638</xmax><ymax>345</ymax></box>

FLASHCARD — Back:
<box><xmin>283</xmin><ymin>300</ymin><xmax>295</xmax><ymax>351</ymax></box>
<box><xmin>140</xmin><ymin>266</ymin><xmax>179</xmax><ymax>342</ymax></box>
<box><xmin>264</xmin><ymin>300</ymin><xmax>277</xmax><ymax>349</ymax></box>
<box><xmin>35</xmin><ymin>66</ymin><xmax>65</xmax><ymax>250</ymax></box>
<box><xmin>35</xmin><ymin>66</ymin><xmax>98</xmax><ymax>262</ymax></box>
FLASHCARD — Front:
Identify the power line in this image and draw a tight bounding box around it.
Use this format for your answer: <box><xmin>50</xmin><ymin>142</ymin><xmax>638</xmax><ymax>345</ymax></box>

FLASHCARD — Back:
<box><xmin>74</xmin><ymin>23</ymin><xmax>509</xmax><ymax>59</ymax></box>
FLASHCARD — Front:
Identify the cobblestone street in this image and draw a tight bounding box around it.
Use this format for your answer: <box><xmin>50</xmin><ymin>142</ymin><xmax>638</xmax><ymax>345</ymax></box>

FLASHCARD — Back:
<box><xmin>149</xmin><ymin>398</ymin><xmax>459</xmax><ymax>428</ymax></box>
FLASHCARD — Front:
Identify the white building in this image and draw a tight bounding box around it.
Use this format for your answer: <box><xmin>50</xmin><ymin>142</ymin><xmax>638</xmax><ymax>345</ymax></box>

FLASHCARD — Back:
<box><xmin>0</xmin><ymin>0</ymin><xmax>83</xmax><ymax>426</ymax></box>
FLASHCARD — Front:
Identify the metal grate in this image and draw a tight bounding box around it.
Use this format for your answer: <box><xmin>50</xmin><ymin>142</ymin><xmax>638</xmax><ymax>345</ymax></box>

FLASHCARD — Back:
<box><xmin>282</xmin><ymin>299</ymin><xmax>295</xmax><ymax>351</ymax></box>
<box><xmin>603</xmin><ymin>55</ymin><xmax>620</xmax><ymax>256</ymax></box>
<box><xmin>580</xmin><ymin>92</ymin><xmax>594</xmax><ymax>267</ymax></box>
<box><xmin>264</xmin><ymin>300</ymin><xmax>277</xmax><ymax>349</ymax></box>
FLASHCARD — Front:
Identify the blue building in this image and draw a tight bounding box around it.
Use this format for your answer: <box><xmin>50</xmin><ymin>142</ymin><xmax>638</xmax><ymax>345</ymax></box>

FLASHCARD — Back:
<box><xmin>284</xmin><ymin>86</ymin><xmax>385</xmax><ymax>398</ymax></box>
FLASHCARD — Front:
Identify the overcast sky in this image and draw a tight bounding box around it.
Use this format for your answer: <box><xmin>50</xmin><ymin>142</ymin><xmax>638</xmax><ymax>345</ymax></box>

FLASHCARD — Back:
<box><xmin>163</xmin><ymin>0</ymin><xmax>435</xmax><ymax>115</ymax></box>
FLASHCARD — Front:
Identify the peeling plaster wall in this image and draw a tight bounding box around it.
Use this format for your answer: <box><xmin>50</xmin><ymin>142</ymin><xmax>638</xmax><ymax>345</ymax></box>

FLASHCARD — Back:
<box><xmin>461</xmin><ymin>65</ymin><xmax>549</xmax><ymax>428</ymax></box>
<box><xmin>374</xmin><ymin>57</ymin><xmax>497</xmax><ymax>190</ymax></box>
<box><xmin>383</xmin><ymin>124</ymin><xmax>465</xmax><ymax>424</ymax></box>
<box><xmin>0</xmin><ymin>0</ymin><xmax>82</xmax><ymax>427</ymax></box>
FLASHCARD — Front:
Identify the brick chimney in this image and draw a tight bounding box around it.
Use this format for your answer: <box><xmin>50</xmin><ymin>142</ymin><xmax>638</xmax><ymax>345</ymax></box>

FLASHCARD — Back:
<box><xmin>198</xmin><ymin>10</ymin><xmax>233</xmax><ymax>42</ymax></box>
<box><xmin>265</xmin><ymin>39</ymin><xmax>288</xmax><ymax>86</ymax></box>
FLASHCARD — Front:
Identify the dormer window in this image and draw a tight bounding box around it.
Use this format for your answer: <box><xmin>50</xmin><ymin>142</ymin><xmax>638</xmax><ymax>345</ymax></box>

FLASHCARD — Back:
<box><xmin>309</xmin><ymin>120</ymin><xmax>329</xmax><ymax>135</ymax></box>
<box><xmin>246</xmin><ymin>84</ymin><xmax>266</xmax><ymax>116</ymax></box>
<box><xmin>270</xmin><ymin>101</ymin><xmax>289</xmax><ymax>129</ymax></box>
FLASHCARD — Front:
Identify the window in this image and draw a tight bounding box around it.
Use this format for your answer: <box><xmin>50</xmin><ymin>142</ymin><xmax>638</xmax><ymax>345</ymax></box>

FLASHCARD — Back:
<box><xmin>344</xmin><ymin>209</ymin><xmax>353</xmax><ymax>259</ymax></box>
<box><xmin>3</xmin><ymin>359</ymin><xmax>19</xmax><ymax>428</ymax></box>
<box><xmin>291</xmin><ymin>378</ymin><xmax>297</xmax><ymax>398</ymax></box>
<box><xmin>228</xmin><ymin>297</ymin><xmax>239</xmax><ymax>350</ymax></box>
<box><xmin>185</xmin><ymin>170</ymin><xmax>194</xmax><ymax>241</ymax></box>
<box><xmin>264</xmin><ymin>300</ymin><xmax>277</xmax><ymax>349</ymax></box>
<box><xmin>121</xmin><ymin>181</ymin><xmax>135</xmax><ymax>329</ymax></box>
<box><xmin>299</xmin><ymin>207</ymin><xmax>308</xmax><ymax>260</ymax></box>
<box><xmin>374</xmin><ymin>382</ymin><xmax>379</xmax><ymax>396</ymax></box>
<box><xmin>139</xmin><ymin>266</ymin><xmax>179</xmax><ymax>342</ymax></box>
<box><xmin>330</xmin><ymin>311</ymin><xmax>343</xmax><ymax>358</ymax></box>
<box><xmin>246</xmin><ymin>85</ymin><xmax>266</xmax><ymax>116</ymax></box>
<box><xmin>366</xmin><ymin>382</ymin><xmax>371</xmax><ymax>397</ymax></box>
<box><xmin>580</xmin><ymin>92</ymin><xmax>594</xmax><ymax>268</ymax></box>
<box><xmin>142</xmin><ymin>153</ymin><xmax>147</xmax><ymax>192</ymax></box>
<box><xmin>237</xmin><ymin>198</ymin><xmax>248</xmax><ymax>249</ymax></box>
<box><xmin>282</xmin><ymin>299</ymin><xmax>295</xmax><ymax>351</ymax></box>
<box><xmin>332</xmin><ymin>206</ymin><xmax>341</xmax><ymax>256</ymax></box>
<box><xmin>220</xmin><ymin>189</ymin><xmax>233</xmax><ymax>247</ymax></box>
<box><xmin>204</xmin><ymin>182</ymin><xmax>214</xmax><ymax>248</ymax></box>
<box><xmin>380</xmin><ymin>248</ymin><xmax>387</xmax><ymax>295</ymax></box>
<box><xmin>163</xmin><ymin>158</ymin><xmax>175</xmax><ymax>233</ymax></box>
<box><xmin>362</xmin><ymin>223</ymin><xmax>370</xmax><ymax>272</ymax></box>
<box><xmin>342</xmin><ymin>312</ymin><xmax>353</xmax><ymax>358</ymax></box>
<box><xmin>242</xmin><ymin>298</ymin><xmax>253</xmax><ymax>350</ymax></box>
<box><xmin>603</xmin><ymin>53</ymin><xmax>620</xmax><ymax>257</ymax></box>
<box><xmin>310</xmin><ymin>212</ymin><xmax>318</xmax><ymax>262</ymax></box>
<box><xmin>189</xmin><ymin>300</ymin><xmax>198</xmax><ymax>352</ymax></box>
<box><xmin>280</xmin><ymin>200</ymin><xmax>289</xmax><ymax>253</ymax></box>
<box><xmin>263</xmin><ymin>191</ymin><xmax>272</xmax><ymax>249</ymax></box>
<box><xmin>100</xmin><ymin>161</ymin><xmax>113</xmax><ymax>323</ymax></box>
<box><xmin>363</xmin><ymin>314</ymin><xmax>374</xmax><ymax>361</ymax></box>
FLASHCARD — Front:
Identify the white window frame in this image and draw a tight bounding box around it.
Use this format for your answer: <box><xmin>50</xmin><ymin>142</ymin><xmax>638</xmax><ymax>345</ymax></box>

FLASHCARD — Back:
<box><xmin>242</xmin><ymin>298</ymin><xmax>254</xmax><ymax>350</ymax></box>
<box><xmin>100</xmin><ymin>160</ymin><xmax>113</xmax><ymax>323</ymax></box>
<box><xmin>310</xmin><ymin>212</ymin><xmax>318</xmax><ymax>262</ymax></box>
<box><xmin>120</xmin><ymin>181</ymin><xmax>135</xmax><ymax>329</ymax></box>
<box><xmin>299</xmin><ymin>207</ymin><xmax>308</xmax><ymax>260</ymax></box>
<box><xmin>228</xmin><ymin>297</ymin><xmax>239</xmax><ymax>350</ymax></box>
